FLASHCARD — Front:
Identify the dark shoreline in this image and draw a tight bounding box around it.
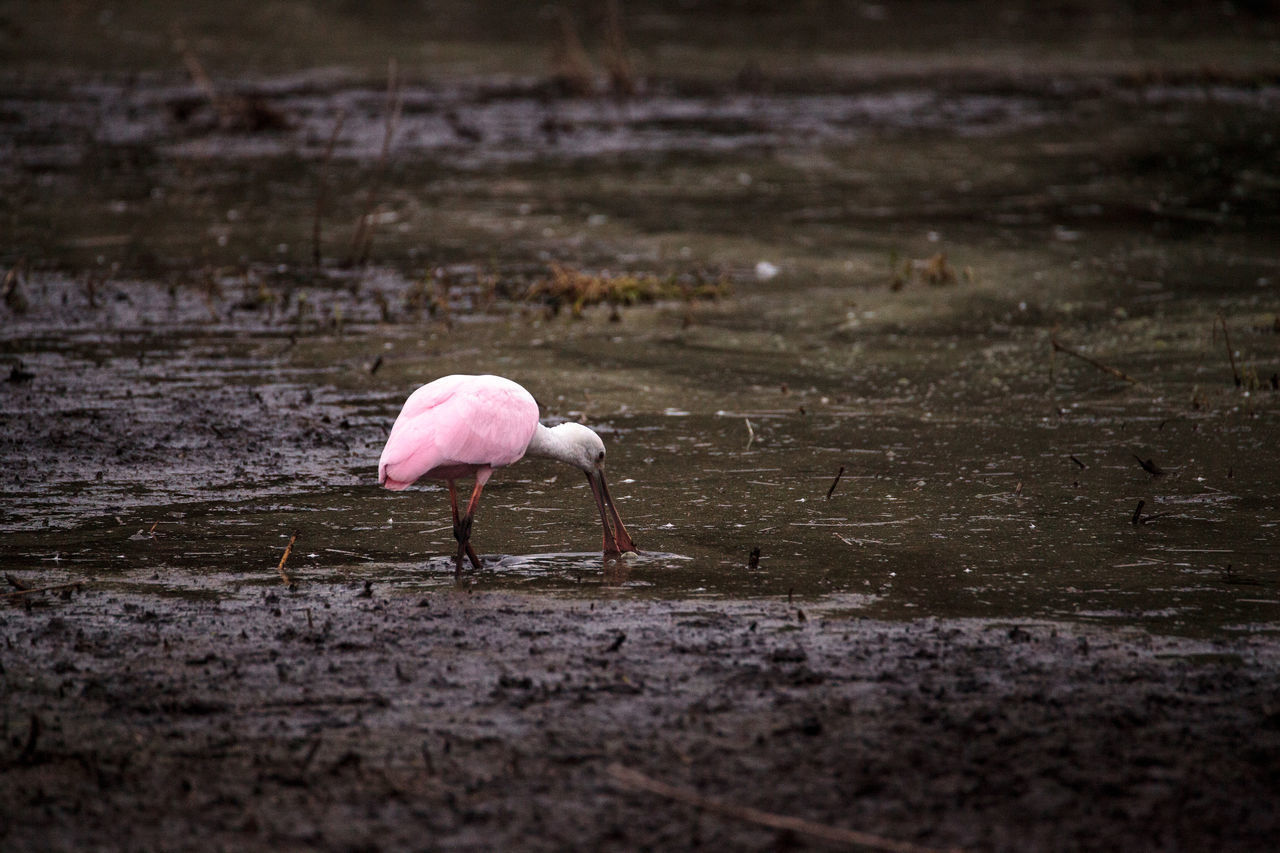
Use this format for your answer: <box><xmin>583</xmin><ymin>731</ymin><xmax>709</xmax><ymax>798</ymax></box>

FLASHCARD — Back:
<box><xmin>3</xmin><ymin>587</ymin><xmax>1277</xmax><ymax>851</ymax></box>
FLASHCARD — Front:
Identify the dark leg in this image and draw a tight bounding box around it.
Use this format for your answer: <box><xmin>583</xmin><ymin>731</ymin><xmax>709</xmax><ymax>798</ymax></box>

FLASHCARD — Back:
<box><xmin>459</xmin><ymin>476</ymin><xmax>488</xmax><ymax>569</ymax></box>
<box><xmin>447</xmin><ymin>481</ymin><xmax>477</xmax><ymax>572</ymax></box>
<box><xmin>449</xmin><ymin>476</ymin><xmax>488</xmax><ymax>571</ymax></box>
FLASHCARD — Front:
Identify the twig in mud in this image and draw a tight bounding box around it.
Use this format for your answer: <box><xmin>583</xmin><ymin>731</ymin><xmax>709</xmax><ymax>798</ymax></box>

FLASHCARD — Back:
<box><xmin>1216</xmin><ymin>314</ymin><xmax>1242</xmax><ymax>387</ymax></box>
<box><xmin>1050</xmin><ymin>332</ymin><xmax>1139</xmax><ymax>385</ymax></box>
<box><xmin>1069</xmin><ymin>455</ymin><xmax>1087</xmax><ymax>470</ymax></box>
<box><xmin>834</xmin><ymin>532</ymin><xmax>886</xmax><ymax>547</ymax></box>
<box><xmin>606</xmin><ymin>763</ymin><xmax>963</xmax><ymax>853</ymax></box>
<box><xmin>276</xmin><ymin>531</ymin><xmax>298</xmax><ymax>586</ymax></box>
<box><xmin>0</xmin><ymin>582</ymin><xmax>86</xmax><ymax>600</ymax></box>
<box><xmin>825</xmin><ymin>465</ymin><xmax>845</xmax><ymax>500</ymax></box>
<box><xmin>350</xmin><ymin>59</ymin><xmax>403</xmax><ymax>266</ymax></box>
<box><xmin>1131</xmin><ymin>500</ymin><xmax>1145</xmax><ymax>525</ymax></box>
<box><xmin>313</xmin><ymin>109</ymin><xmax>347</xmax><ymax>269</ymax></box>
<box><xmin>369</xmin><ymin>355</ymin><xmax>384</xmax><ymax>376</ymax></box>
<box><xmin>744</xmin><ymin>418</ymin><xmax>755</xmax><ymax>450</ymax></box>
<box><xmin>301</xmin><ymin>737</ymin><xmax>324</xmax><ymax>771</ymax></box>
<box><xmin>1223</xmin><ymin>564</ymin><xmax>1263</xmax><ymax>586</ymax></box>
<box><xmin>18</xmin><ymin>714</ymin><xmax>40</xmax><ymax>762</ymax></box>
<box><xmin>2</xmin><ymin>257</ymin><xmax>29</xmax><ymax>314</ymax></box>
<box><xmin>1133</xmin><ymin>455</ymin><xmax>1165</xmax><ymax>477</ymax></box>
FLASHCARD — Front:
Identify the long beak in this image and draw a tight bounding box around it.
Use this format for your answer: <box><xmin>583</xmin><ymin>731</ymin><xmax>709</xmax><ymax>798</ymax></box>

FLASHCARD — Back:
<box><xmin>587</xmin><ymin>469</ymin><xmax>637</xmax><ymax>556</ymax></box>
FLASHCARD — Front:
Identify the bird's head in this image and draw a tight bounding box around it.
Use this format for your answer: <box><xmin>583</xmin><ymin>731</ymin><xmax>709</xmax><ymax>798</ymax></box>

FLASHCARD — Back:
<box><xmin>545</xmin><ymin>422</ymin><xmax>636</xmax><ymax>555</ymax></box>
<box><xmin>551</xmin><ymin>422</ymin><xmax>608</xmax><ymax>474</ymax></box>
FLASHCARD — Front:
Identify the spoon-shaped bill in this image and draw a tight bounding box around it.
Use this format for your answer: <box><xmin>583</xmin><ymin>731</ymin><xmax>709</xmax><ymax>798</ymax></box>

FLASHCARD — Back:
<box><xmin>587</xmin><ymin>470</ymin><xmax>637</xmax><ymax>555</ymax></box>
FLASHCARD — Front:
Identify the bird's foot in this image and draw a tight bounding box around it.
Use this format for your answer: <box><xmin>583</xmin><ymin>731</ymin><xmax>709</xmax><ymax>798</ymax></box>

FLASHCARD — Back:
<box><xmin>453</xmin><ymin>540</ymin><xmax>482</xmax><ymax>572</ymax></box>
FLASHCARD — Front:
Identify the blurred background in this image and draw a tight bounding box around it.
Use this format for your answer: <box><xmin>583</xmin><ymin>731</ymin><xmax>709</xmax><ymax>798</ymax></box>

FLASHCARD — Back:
<box><xmin>4</xmin><ymin>1</ymin><xmax>1279</xmax><ymax>80</ymax></box>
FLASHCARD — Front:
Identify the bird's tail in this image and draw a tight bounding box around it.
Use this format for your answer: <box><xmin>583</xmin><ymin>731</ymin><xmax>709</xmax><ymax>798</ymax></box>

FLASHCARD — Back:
<box><xmin>378</xmin><ymin>463</ymin><xmax>411</xmax><ymax>491</ymax></box>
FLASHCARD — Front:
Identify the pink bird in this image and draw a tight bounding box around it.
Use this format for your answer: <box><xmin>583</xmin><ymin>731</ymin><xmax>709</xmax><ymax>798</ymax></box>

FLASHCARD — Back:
<box><xmin>378</xmin><ymin>374</ymin><xmax>637</xmax><ymax>568</ymax></box>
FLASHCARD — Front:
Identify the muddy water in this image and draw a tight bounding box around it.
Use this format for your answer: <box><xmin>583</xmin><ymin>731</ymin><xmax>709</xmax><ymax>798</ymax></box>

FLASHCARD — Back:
<box><xmin>2</xmin><ymin>77</ymin><xmax>1278</xmax><ymax>637</ymax></box>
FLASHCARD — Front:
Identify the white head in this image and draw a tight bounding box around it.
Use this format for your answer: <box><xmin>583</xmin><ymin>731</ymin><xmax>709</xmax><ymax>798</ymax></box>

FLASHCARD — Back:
<box><xmin>547</xmin><ymin>422</ymin><xmax>607</xmax><ymax>473</ymax></box>
<box><xmin>525</xmin><ymin>420</ymin><xmax>635</xmax><ymax>555</ymax></box>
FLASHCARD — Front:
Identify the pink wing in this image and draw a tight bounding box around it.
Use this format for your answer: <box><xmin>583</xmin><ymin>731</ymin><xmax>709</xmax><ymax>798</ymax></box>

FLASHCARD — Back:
<box><xmin>378</xmin><ymin>375</ymin><xmax>540</xmax><ymax>490</ymax></box>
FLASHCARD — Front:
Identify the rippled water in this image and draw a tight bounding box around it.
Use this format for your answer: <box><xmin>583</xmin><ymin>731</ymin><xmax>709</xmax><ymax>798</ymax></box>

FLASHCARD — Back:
<box><xmin>2</xmin><ymin>76</ymin><xmax>1277</xmax><ymax>636</ymax></box>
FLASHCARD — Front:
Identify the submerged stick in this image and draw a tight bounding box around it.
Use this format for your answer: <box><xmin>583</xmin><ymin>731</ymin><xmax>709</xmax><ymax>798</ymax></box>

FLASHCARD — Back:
<box><xmin>0</xmin><ymin>582</ymin><xmax>86</xmax><ymax>600</ymax></box>
<box><xmin>276</xmin><ymin>531</ymin><xmax>298</xmax><ymax>586</ymax></box>
<box><xmin>171</xmin><ymin>23</ymin><xmax>236</xmax><ymax>127</ymax></box>
<box><xmin>1217</xmin><ymin>314</ymin><xmax>1241</xmax><ymax>387</ymax></box>
<box><xmin>1133</xmin><ymin>455</ymin><xmax>1165</xmax><ymax>477</ymax></box>
<box><xmin>18</xmin><ymin>714</ymin><xmax>40</xmax><ymax>761</ymax></box>
<box><xmin>351</xmin><ymin>58</ymin><xmax>403</xmax><ymax>266</ymax></box>
<box><xmin>607</xmin><ymin>763</ymin><xmax>962</xmax><ymax>853</ymax></box>
<box><xmin>1050</xmin><ymin>333</ymin><xmax>1139</xmax><ymax>385</ymax></box>
<box><xmin>825</xmin><ymin>465</ymin><xmax>845</xmax><ymax>500</ymax></box>
<box><xmin>313</xmin><ymin>108</ymin><xmax>347</xmax><ymax>269</ymax></box>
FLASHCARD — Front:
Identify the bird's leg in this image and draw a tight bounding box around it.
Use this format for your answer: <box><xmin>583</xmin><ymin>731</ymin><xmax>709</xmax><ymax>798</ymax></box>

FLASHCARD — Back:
<box><xmin>446</xmin><ymin>480</ymin><xmax>476</xmax><ymax>572</ymax></box>
<box><xmin>454</xmin><ymin>511</ymin><xmax>478</xmax><ymax>570</ymax></box>
<box><xmin>453</xmin><ymin>471</ymin><xmax>491</xmax><ymax>570</ymax></box>
<box><xmin>446</xmin><ymin>476</ymin><xmax>488</xmax><ymax>571</ymax></box>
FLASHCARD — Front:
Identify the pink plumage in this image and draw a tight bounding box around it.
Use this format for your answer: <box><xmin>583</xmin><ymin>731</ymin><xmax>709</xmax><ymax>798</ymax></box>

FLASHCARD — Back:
<box><xmin>378</xmin><ymin>373</ymin><xmax>637</xmax><ymax>567</ymax></box>
<box><xmin>378</xmin><ymin>374</ymin><xmax>540</xmax><ymax>490</ymax></box>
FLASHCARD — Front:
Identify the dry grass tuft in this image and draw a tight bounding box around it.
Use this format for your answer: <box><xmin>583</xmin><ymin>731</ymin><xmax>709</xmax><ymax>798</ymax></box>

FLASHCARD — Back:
<box><xmin>527</xmin><ymin>263</ymin><xmax>729</xmax><ymax>318</ymax></box>
<box><xmin>890</xmin><ymin>252</ymin><xmax>965</xmax><ymax>289</ymax></box>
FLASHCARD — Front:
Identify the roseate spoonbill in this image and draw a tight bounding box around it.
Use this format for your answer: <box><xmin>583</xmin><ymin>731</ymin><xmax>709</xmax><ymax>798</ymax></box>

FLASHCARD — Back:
<box><xmin>378</xmin><ymin>374</ymin><xmax>637</xmax><ymax>568</ymax></box>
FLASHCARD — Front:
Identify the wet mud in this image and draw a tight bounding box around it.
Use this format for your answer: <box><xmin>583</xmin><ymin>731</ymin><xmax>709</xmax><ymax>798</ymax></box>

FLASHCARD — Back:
<box><xmin>4</xmin><ymin>587</ymin><xmax>1280</xmax><ymax>852</ymax></box>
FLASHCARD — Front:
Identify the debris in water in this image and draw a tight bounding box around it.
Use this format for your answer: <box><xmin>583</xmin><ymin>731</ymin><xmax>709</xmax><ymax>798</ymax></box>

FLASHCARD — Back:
<box><xmin>606</xmin><ymin>763</ymin><xmax>943</xmax><ymax>853</ymax></box>
<box><xmin>825</xmin><ymin>465</ymin><xmax>845</xmax><ymax>500</ymax></box>
<box><xmin>7</xmin><ymin>363</ymin><xmax>35</xmax><ymax>383</ymax></box>
<box><xmin>312</xmin><ymin>108</ymin><xmax>347</xmax><ymax>268</ymax></box>
<box><xmin>1051</xmin><ymin>332</ymin><xmax>1140</xmax><ymax>385</ymax></box>
<box><xmin>275</xmin><ymin>531</ymin><xmax>298</xmax><ymax>586</ymax></box>
<box><xmin>916</xmin><ymin>252</ymin><xmax>956</xmax><ymax>286</ymax></box>
<box><xmin>1133</xmin><ymin>455</ymin><xmax>1165</xmax><ymax>477</ymax></box>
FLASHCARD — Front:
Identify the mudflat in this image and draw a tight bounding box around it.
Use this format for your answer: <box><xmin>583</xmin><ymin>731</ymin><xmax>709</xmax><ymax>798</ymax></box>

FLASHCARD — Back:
<box><xmin>3</xmin><ymin>586</ymin><xmax>1278</xmax><ymax>851</ymax></box>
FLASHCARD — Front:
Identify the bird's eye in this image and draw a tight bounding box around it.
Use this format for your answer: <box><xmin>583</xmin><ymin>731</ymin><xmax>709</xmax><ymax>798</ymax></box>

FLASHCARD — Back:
<box><xmin>597</xmin><ymin>451</ymin><xmax>605</xmax><ymax>462</ymax></box>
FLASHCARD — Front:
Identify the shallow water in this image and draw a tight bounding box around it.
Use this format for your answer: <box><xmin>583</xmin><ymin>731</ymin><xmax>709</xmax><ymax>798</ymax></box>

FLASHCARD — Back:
<box><xmin>2</xmin><ymin>73</ymin><xmax>1278</xmax><ymax>637</ymax></box>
